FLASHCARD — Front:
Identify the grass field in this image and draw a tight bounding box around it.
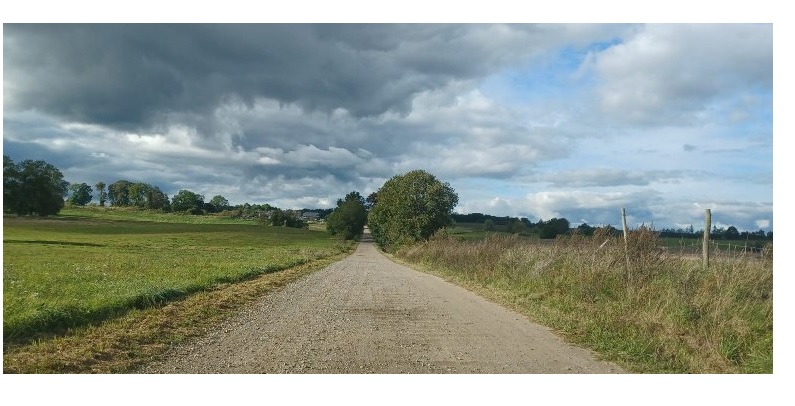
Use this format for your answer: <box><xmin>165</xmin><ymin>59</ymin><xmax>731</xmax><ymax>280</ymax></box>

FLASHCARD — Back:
<box><xmin>396</xmin><ymin>229</ymin><xmax>773</xmax><ymax>373</ymax></box>
<box><xmin>3</xmin><ymin>208</ymin><xmax>352</xmax><ymax>346</ymax></box>
<box><xmin>448</xmin><ymin>222</ymin><xmax>529</xmax><ymax>241</ymax></box>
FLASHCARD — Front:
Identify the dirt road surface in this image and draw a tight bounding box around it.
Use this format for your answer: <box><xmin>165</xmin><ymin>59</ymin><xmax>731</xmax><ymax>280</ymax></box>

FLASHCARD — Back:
<box><xmin>141</xmin><ymin>231</ymin><xmax>624</xmax><ymax>374</ymax></box>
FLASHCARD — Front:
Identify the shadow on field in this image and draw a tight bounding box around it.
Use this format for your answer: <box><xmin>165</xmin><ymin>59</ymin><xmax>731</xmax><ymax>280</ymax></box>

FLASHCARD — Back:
<box><xmin>3</xmin><ymin>239</ymin><xmax>106</xmax><ymax>247</ymax></box>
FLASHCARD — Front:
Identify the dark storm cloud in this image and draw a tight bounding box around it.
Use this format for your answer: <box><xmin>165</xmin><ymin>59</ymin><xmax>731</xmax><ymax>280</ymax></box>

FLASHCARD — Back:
<box><xmin>4</xmin><ymin>24</ymin><xmax>558</xmax><ymax>132</ymax></box>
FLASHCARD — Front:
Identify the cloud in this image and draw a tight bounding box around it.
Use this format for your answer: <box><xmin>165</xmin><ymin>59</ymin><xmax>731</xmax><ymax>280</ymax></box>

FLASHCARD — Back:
<box><xmin>3</xmin><ymin>24</ymin><xmax>773</xmax><ymax>231</ymax></box>
<box><xmin>583</xmin><ymin>24</ymin><xmax>772</xmax><ymax>125</ymax></box>
<box><xmin>457</xmin><ymin>189</ymin><xmax>772</xmax><ymax>232</ymax></box>
<box><xmin>4</xmin><ymin>24</ymin><xmax>614</xmax><ymax>131</ymax></box>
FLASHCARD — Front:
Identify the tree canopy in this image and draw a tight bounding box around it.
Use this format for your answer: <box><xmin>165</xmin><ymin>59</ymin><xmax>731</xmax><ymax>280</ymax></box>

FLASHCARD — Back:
<box><xmin>68</xmin><ymin>183</ymin><xmax>93</xmax><ymax>206</ymax></box>
<box><xmin>3</xmin><ymin>155</ymin><xmax>69</xmax><ymax>216</ymax></box>
<box><xmin>368</xmin><ymin>170</ymin><xmax>458</xmax><ymax>250</ymax></box>
<box><xmin>326</xmin><ymin>191</ymin><xmax>368</xmax><ymax>240</ymax></box>
<box><xmin>171</xmin><ymin>189</ymin><xmax>204</xmax><ymax>214</ymax></box>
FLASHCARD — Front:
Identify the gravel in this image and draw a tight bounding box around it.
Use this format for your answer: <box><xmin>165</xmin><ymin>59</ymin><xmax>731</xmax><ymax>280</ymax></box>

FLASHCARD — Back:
<box><xmin>139</xmin><ymin>231</ymin><xmax>624</xmax><ymax>374</ymax></box>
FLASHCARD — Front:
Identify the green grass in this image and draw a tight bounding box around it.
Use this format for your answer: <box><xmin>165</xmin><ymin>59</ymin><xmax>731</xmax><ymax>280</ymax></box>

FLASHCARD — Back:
<box><xmin>396</xmin><ymin>229</ymin><xmax>773</xmax><ymax>373</ymax></box>
<box><xmin>3</xmin><ymin>208</ymin><xmax>352</xmax><ymax>345</ymax></box>
<box><xmin>59</xmin><ymin>206</ymin><xmax>255</xmax><ymax>224</ymax></box>
<box><xmin>448</xmin><ymin>222</ymin><xmax>536</xmax><ymax>241</ymax></box>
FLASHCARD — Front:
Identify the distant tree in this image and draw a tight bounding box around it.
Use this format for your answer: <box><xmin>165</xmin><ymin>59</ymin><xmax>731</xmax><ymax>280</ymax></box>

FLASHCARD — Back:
<box><xmin>4</xmin><ymin>155</ymin><xmax>20</xmax><ymax>211</ymax></box>
<box><xmin>68</xmin><ymin>183</ymin><xmax>93</xmax><ymax>206</ymax></box>
<box><xmin>507</xmin><ymin>219</ymin><xmax>527</xmax><ymax>234</ymax></box>
<box><xmin>577</xmin><ymin>223</ymin><xmax>595</xmax><ymax>237</ymax></box>
<box><xmin>171</xmin><ymin>189</ymin><xmax>204</xmax><ymax>214</ymax></box>
<box><xmin>327</xmin><ymin>191</ymin><xmax>368</xmax><ymax>240</ymax></box>
<box><xmin>146</xmin><ymin>186</ymin><xmax>171</xmax><ymax>211</ymax></box>
<box><xmin>368</xmin><ymin>170</ymin><xmax>459</xmax><ymax>250</ymax></box>
<box><xmin>128</xmin><ymin>182</ymin><xmax>149</xmax><ymax>207</ymax></box>
<box><xmin>483</xmin><ymin>219</ymin><xmax>495</xmax><ymax>231</ymax></box>
<box><xmin>365</xmin><ymin>192</ymin><xmax>378</xmax><ymax>211</ymax></box>
<box><xmin>209</xmin><ymin>195</ymin><xmax>230</xmax><ymax>213</ymax></box>
<box><xmin>267</xmin><ymin>208</ymin><xmax>307</xmax><ymax>228</ymax></box>
<box><xmin>3</xmin><ymin>155</ymin><xmax>69</xmax><ymax>216</ymax></box>
<box><xmin>95</xmin><ymin>181</ymin><xmax>107</xmax><ymax>206</ymax></box>
<box><xmin>724</xmin><ymin>226</ymin><xmax>740</xmax><ymax>240</ymax></box>
<box><xmin>108</xmin><ymin>180</ymin><xmax>132</xmax><ymax>206</ymax></box>
<box><xmin>340</xmin><ymin>191</ymin><xmax>366</xmax><ymax>207</ymax></box>
<box><xmin>540</xmin><ymin>217</ymin><xmax>570</xmax><ymax>239</ymax></box>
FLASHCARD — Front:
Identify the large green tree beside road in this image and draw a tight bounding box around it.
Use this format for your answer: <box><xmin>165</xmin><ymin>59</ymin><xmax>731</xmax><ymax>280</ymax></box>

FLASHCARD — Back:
<box><xmin>326</xmin><ymin>191</ymin><xmax>368</xmax><ymax>240</ymax></box>
<box><xmin>3</xmin><ymin>155</ymin><xmax>69</xmax><ymax>216</ymax></box>
<box><xmin>368</xmin><ymin>170</ymin><xmax>458</xmax><ymax>250</ymax></box>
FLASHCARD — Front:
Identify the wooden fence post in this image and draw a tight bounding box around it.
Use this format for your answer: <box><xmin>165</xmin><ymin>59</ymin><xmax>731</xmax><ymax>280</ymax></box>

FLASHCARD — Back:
<box><xmin>622</xmin><ymin>207</ymin><xmax>631</xmax><ymax>290</ymax></box>
<box><xmin>703</xmin><ymin>209</ymin><xmax>711</xmax><ymax>268</ymax></box>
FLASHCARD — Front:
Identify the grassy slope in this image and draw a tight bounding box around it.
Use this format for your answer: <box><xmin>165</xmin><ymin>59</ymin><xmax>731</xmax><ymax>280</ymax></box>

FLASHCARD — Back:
<box><xmin>395</xmin><ymin>231</ymin><xmax>773</xmax><ymax>373</ymax></box>
<box><xmin>3</xmin><ymin>208</ymin><xmax>351</xmax><ymax>346</ymax></box>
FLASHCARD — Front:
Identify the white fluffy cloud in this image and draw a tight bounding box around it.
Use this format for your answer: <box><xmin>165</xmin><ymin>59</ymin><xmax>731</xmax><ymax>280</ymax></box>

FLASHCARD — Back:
<box><xmin>585</xmin><ymin>24</ymin><xmax>772</xmax><ymax>125</ymax></box>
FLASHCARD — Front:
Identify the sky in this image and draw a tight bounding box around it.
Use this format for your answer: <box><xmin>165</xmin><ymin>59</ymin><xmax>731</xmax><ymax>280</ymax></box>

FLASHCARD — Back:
<box><xmin>2</xmin><ymin>22</ymin><xmax>775</xmax><ymax>232</ymax></box>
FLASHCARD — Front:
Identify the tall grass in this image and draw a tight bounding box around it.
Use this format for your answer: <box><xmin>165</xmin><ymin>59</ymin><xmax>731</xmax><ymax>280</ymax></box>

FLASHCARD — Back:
<box><xmin>396</xmin><ymin>227</ymin><xmax>773</xmax><ymax>373</ymax></box>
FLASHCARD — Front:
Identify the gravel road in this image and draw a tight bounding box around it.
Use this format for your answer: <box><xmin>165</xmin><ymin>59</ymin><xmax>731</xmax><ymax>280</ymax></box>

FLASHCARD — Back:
<box><xmin>140</xmin><ymin>231</ymin><xmax>624</xmax><ymax>374</ymax></box>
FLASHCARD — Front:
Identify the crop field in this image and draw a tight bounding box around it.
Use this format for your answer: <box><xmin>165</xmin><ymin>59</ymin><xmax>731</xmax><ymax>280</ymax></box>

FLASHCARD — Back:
<box><xmin>3</xmin><ymin>209</ymin><xmax>352</xmax><ymax>345</ymax></box>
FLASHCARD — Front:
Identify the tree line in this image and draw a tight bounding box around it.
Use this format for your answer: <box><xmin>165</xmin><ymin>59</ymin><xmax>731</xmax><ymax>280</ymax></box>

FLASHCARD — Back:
<box><xmin>4</xmin><ymin>155</ymin><xmax>771</xmax><ymax>244</ymax></box>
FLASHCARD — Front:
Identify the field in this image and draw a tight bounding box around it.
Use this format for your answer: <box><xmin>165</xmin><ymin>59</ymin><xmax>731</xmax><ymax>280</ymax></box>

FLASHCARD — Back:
<box><xmin>396</xmin><ymin>229</ymin><xmax>773</xmax><ymax>373</ymax></box>
<box><xmin>448</xmin><ymin>222</ymin><xmax>530</xmax><ymax>241</ymax></box>
<box><xmin>3</xmin><ymin>208</ymin><xmax>352</xmax><ymax>347</ymax></box>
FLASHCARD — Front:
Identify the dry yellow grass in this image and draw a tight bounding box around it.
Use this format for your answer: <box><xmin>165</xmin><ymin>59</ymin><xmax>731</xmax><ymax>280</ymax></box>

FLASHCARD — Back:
<box><xmin>396</xmin><ymin>227</ymin><xmax>772</xmax><ymax>373</ymax></box>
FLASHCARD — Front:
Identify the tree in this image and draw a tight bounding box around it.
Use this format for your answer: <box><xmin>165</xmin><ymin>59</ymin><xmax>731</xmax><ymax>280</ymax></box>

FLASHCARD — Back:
<box><xmin>128</xmin><ymin>182</ymin><xmax>149</xmax><ymax>207</ymax></box>
<box><xmin>507</xmin><ymin>219</ymin><xmax>527</xmax><ymax>234</ymax></box>
<box><xmin>4</xmin><ymin>155</ymin><xmax>20</xmax><ymax>211</ymax></box>
<box><xmin>3</xmin><ymin>155</ymin><xmax>69</xmax><ymax>216</ymax></box>
<box><xmin>368</xmin><ymin>170</ymin><xmax>459</xmax><ymax>250</ymax></box>
<box><xmin>209</xmin><ymin>195</ymin><xmax>230</xmax><ymax>213</ymax></box>
<box><xmin>108</xmin><ymin>180</ymin><xmax>132</xmax><ymax>206</ymax></box>
<box><xmin>95</xmin><ymin>181</ymin><xmax>107</xmax><ymax>206</ymax></box>
<box><xmin>266</xmin><ymin>208</ymin><xmax>307</xmax><ymax>228</ymax></box>
<box><xmin>365</xmin><ymin>192</ymin><xmax>378</xmax><ymax>211</ymax></box>
<box><xmin>724</xmin><ymin>226</ymin><xmax>740</xmax><ymax>240</ymax></box>
<box><xmin>327</xmin><ymin>191</ymin><xmax>368</xmax><ymax>240</ymax></box>
<box><xmin>171</xmin><ymin>189</ymin><xmax>204</xmax><ymax>214</ymax></box>
<box><xmin>540</xmin><ymin>217</ymin><xmax>571</xmax><ymax>239</ymax></box>
<box><xmin>146</xmin><ymin>186</ymin><xmax>171</xmax><ymax>211</ymax></box>
<box><xmin>577</xmin><ymin>223</ymin><xmax>595</xmax><ymax>236</ymax></box>
<box><xmin>339</xmin><ymin>191</ymin><xmax>365</xmax><ymax>207</ymax></box>
<box><xmin>68</xmin><ymin>183</ymin><xmax>93</xmax><ymax>206</ymax></box>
